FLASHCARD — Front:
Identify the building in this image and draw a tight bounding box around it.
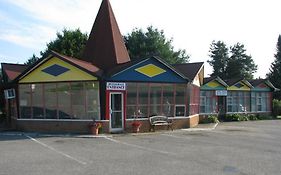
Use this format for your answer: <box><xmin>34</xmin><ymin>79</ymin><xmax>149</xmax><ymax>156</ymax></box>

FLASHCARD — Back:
<box><xmin>1</xmin><ymin>0</ymin><xmax>203</xmax><ymax>133</ymax></box>
<box><xmin>200</xmin><ymin>77</ymin><xmax>278</xmax><ymax>117</ymax></box>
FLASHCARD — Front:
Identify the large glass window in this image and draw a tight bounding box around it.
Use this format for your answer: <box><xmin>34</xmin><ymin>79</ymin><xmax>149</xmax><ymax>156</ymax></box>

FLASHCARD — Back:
<box><xmin>162</xmin><ymin>84</ymin><xmax>174</xmax><ymax>117</ymax></box>
<box><xmin>125</xmin><ymin>83</ymin><xmax>188</xmax><ymax>119</ymax></box>
<box><xmin>150</xmin><ymin>84</ymin><xmax>162</xmax><ymax>116</ymax></box>
<box><xmin>138</xmin><ymin>83</ymin><xmax>149</xmax><ymax>118</ymax></box>
<box><xmin>32</xmin><ymin>84</ymin><xmax>44</xmax><ymax>119</ymax></box>
<box><xmin>126</xmin><ymin>83</ymin><xmax>137</xmax><ymax>119</ymax></box>
<box><xmin>200</xmin><ymin>91</ymin><xmax>217</xmax><ymax>114</ymax></box>
<box><xmin>85</xmin><ymin>82</ymin><xmax>100</xmax><ymax>120</ymax></box>
<box><xmin>251</xmin><ymin>92</ymin><xmax>271</xmax><ymax>112</ymax></box>
<box><xmin>71</xmin><ymin>82</ymin><xmax>85</xmax><ymax>119</ymax></box>
<box><xmin>57</xmin><ymin>83</ymin><xmax>71</xmax><ymax>119</ymax></box>
<box><xmin>227</xmin><ymin>91</ymin><xmax>250</xmax><ymax>113</ymax></box>
<box><xmin>19</xmin><ymin>84</ymin><xmax>32</xmax><ymax>118</ymax></box>
<box><xmin>19</xmin><ymin>81</ymin><xmax>100</xmax><ymax>120</ymax></box>
<box><xmin>45</xmin><ymin>83</ymin><xmax>57</xmax><ymax>119</ymax></box>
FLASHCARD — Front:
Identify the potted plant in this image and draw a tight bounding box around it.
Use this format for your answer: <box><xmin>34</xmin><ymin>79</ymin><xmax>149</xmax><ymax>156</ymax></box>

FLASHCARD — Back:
<box><xmin>131</xmin><ymin>121</ymin><xmax>142</xmax><ymax>133</ymax></box>
<box><xmin>89</xmin><ymin>120</ymin><xmax>102</xmax><ymax>135</ymax></box>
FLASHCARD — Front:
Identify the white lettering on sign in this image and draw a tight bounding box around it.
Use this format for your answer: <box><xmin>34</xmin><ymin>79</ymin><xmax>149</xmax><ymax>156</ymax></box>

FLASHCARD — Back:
<box><xmin>106</xmin><ymin>82</ymin><xmax>126</xmax><ymax>91</ymax></box>
<box><xmin>216</xmin><ymin>90</ymin><xmax>227</xmax><ymax>96</ymax></box>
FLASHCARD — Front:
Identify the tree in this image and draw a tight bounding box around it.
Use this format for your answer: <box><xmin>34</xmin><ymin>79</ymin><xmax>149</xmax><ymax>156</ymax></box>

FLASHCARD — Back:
<box><xmin>124</xmin><ymin>26</ymin><xmax>189</xmax><ymax>64</ymax></box>
<box><xmin>208</xmin><ymin>41</ymin><xmax>257</xmax><ymax>79</ymax></box>
<box><xmin>25</xmin><ymin>28</ymin><xmax>88</xmax><ymax>65</ymax></box>
<box><xmin>267</xmin><ymin>35</ymin><xmax>281</xmax><ymax>99</ymax></box>
<box><xmin>226</xmin><ymin>43</ymin><xmax>257</xmax><ymax>79</ymax></box>
<box><xmin>207</xmin><ymin>41</ymin><xmax>229</xmax><ymax>79</ymax></box>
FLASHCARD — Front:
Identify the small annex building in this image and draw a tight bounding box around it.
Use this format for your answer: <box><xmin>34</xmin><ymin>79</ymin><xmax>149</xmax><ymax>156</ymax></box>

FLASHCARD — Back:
<box><xmin>0</xmin><ymin>0</ymin><xmax>203</xmax><ymax>133</ymax></box>
<box><xmin>200</xmin><ymin>77</ymin><xmax>278</xmax><ymax>117</ymax></box>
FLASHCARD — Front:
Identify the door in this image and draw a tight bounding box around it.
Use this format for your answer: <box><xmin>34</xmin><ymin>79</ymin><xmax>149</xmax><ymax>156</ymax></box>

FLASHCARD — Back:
<box><xmin>110</xmin><ymin>92</ymin><xmax>124</xmax><ymax>132</ymax></box>
<box><xmin>218</xmin><ymin>96</ymin><xmax>226</xmax><ymax>118</ymax></box>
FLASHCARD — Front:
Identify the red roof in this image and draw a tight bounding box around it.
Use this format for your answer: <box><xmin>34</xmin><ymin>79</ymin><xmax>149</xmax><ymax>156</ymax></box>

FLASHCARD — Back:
<box><xmin>1</xmin><ymin>63</ymin><xmax>28</xmax><ymax>81</ymax></box>
<box><xmin>82</xmin><ymin>0</ymin><xmax>130</xmax><ymax>71</ymax></box>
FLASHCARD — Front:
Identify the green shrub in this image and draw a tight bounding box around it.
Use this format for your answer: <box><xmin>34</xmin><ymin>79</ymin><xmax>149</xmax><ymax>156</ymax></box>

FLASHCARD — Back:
<box><xmin>273</xmin><ymin>99</ymin><xmax>281</xmax><ymax>117</ymax></box>
<box><xmin>256</xmin><ymin>115</ymin><xmax>273</xmax><ymax>120</ymax></box>
<box><xmin>225</xmin><ymin>114</ymin><xmax>249</xmax><ymax>122</ymax></box>
<box><xmin>200</xmin><ymin>115</ymin><xmax>219</xmax><ymax>124</ymax></box>
<box><xmin>239</xmin><ymin>115</ymin><xmax>249</xmax><ymax>121</ymax></box>
<box><xmin>247</xmin><ymin>114</ymin><xmax>258</xmax><ymax>120</ymax></box>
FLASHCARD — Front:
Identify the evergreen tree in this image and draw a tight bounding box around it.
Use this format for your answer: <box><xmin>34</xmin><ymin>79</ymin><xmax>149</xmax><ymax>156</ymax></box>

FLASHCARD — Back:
<box><xmin>124</xmin><ymin>26</ymin><xmax>189</xmax><ymax>64</ymax></box>
<box><xmin>208</xmin><ymin>41</ymin><xmax>257</xmax><ymax>79</ymax></box>
<box><xmin>267</xmin><ymin>35</ymin><xmax>281</xmax><ymax>99</ymax></box>
<box><xmin>226</xmin><ymin>43</ymin><xmax>257</xmax><ymax>79</ymax></box>
<box><xmin>207</xmin><ymin>41</ymin><xmax>229</xmax><ymax>79</ymax></box>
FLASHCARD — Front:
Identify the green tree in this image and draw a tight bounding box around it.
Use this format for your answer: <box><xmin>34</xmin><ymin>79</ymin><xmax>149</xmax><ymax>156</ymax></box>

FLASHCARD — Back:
<box><xmin>25</xmin><ymin>28</ymin><xmax>88</xmax><ymax>65</ymax></box>
<box><xmin>207</xmin><ymin>41</ymin><xmax>229</xmax><ymax>79</ymax></box>
<box><xmin>226</xmin><ymin>43</ymin><xmax>257</xmax><ymax>79</ymax></box>
<box><xmin>267</xmin><ymin>35</ymin><xmax>281</xmax><ymax>99</ymax></box>
<box><xmin>208</xmin><ymin>41</ymin><xmax>257</xmax><ymax>79</ymax></box>
<box><xmin>124</xmin><ymin>26</ymin><xmax>189</xmax><ymax>64</ymax></box>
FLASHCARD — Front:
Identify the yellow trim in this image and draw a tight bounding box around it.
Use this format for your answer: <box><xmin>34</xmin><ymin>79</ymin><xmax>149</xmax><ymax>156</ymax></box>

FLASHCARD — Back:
<box><xmin>135</xmin><ymin>64</ymin><xmax>166</xmax><ymax>77</ymax></box>
<box><xmin>227</xmin><ymin>81</ymin><xmax>250</xmax><ymax>91</ymax></box>
<box><xmin>207</xmin><ymin>81</ymin><xmax>221</xmax><ymax>88</ymax></box>
<box><xmin>19</xmin><ymin>57</ymin><xmax>97</xmax><ymax>83</ymax></box>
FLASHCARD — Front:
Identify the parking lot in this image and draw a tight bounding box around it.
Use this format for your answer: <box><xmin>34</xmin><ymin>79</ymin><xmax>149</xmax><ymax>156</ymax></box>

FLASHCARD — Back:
<box><xmin>1</xmin><ymin>120</ymin><xmax>281</xmax><ymax>175</ymax></box>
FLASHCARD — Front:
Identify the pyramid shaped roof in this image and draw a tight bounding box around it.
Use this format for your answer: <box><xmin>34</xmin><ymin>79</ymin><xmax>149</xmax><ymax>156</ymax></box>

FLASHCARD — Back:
<box><xmin>82</xmin><ymin>0</ymin><xmax>130</xmax><ymax>71</ymax></box>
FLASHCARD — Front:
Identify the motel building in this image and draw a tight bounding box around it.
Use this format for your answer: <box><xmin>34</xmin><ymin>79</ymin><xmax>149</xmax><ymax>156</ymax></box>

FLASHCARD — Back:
<box><xmin>0</xmin><ymin>0</ymin><xmax>277</xmax><ymax>134</ymax></box>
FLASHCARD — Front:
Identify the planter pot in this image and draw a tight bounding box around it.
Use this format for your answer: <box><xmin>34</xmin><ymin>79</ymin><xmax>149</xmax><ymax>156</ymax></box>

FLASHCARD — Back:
<box><xmin>132</xmin><ymin>124</ymin><xmax>142</xmax><ymax>133</ymax></box>
<box><xmin>91</xmin><ymin>126</ymin><xmax>99</xmax><ymax>135</ymax></box>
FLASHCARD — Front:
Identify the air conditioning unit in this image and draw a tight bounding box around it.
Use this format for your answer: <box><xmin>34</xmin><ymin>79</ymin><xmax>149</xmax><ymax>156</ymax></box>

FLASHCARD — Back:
<box><xmin>4</xmin><ymin>89</ymin><xmax>16</xmax><ymax>99</ymax></box>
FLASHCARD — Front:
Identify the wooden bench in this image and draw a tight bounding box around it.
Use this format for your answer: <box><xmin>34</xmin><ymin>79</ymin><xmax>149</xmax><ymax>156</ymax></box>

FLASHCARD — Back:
<box><xmin>149</xmin><ymin>116</ymin><xmax>173</xmax><ymax>132</ymax></box>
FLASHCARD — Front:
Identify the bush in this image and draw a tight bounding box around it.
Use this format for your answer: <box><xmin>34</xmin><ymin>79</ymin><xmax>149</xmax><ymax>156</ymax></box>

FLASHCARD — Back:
<box><xmin>225</xmin><ymin>114</ymin><xmax>249</xmax><ymax>122</ymax></box>
<box><xmin>200</xmin><ymin>115</ymin><xmax>219</xmax><ymax>124</ymax></box>
<box><xmin>273</xmin><ymin>99</ymin><xmax>281</xmax><ymax>117</ymax></box>
<box><xmin>256</xmin><ymin>115</ymin><xmax>273</xmax><ymax>120</ymax></box>
<box><xmin>247</xmin><ymin>114</ymin><xmax>258</xmax><ymax>120</ymax></box>
<box><xmin>225</xmin><ymin>114</ymin><xmax>240</xmax><ymax>121</ymax></box>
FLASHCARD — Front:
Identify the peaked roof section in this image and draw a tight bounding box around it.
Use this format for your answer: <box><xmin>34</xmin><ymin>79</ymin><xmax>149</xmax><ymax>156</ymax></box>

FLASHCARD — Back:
<box><xmin>16</xmin><ymin>51</ymin><xmax>102</xmax><ymax>82</ymax></box>
<box><xmin>107</xmin><ymin>56</ymin><xmax>189</xmax><ymax>83</ymax></box>
<box><xmin>173</xmin><ymin>62</ymin><xmax>204</xmax><ymax>81</ymax></box>
<box><xmin>1</xmin><ymin>63</ymin><xmax>28</xmax><ymax>82</ymax></box>
<box><xmin>82</xmin><ymin>0</ymin><xmax>130</xmax><ymax>71</ymax></box>
<box><xmin>203</xmin><ymin>76</ymin><xmax>228</xmax><ymax>87</ymax></box>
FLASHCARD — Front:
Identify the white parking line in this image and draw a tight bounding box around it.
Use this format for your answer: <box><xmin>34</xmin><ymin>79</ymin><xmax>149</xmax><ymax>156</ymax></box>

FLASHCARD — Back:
<box><xmin>104</xmin><ymin>137</ymin><xmax>176</xmax><ymax>156</ymax></box>
<box><xmin>25</xmin><ymin>134</ymin><xmax>87</xmax><ymax>165</ymax></box>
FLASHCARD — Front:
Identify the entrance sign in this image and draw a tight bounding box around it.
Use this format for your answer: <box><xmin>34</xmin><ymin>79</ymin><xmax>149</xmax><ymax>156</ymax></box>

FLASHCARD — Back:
<box><xmin>216</xmin><ymin>90</ymin><xmax>227</xmax><ymax>96</ymax></box>
<box><xmin>106</xmin><ymin>82</ymin><xmax>126</xmax><ymax>91</ymax></box>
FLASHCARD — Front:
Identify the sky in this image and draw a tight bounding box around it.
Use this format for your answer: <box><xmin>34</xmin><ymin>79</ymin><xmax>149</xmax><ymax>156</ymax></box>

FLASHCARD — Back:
<box><xmin>0</xmin><ymin>0</ymin><xmax>281</xmax><ymax>78</ymax></box>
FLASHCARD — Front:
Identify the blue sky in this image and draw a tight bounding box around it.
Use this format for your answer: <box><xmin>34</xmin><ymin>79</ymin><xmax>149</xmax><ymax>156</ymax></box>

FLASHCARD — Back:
<box><xmin>1</xmin><ymin>0</ymin><xmax>281</xmax><ymax>78</ymax></box>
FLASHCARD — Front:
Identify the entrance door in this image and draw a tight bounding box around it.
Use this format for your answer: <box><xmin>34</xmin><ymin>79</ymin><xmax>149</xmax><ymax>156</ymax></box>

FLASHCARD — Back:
<box><xmin>110</xmin><ymin>92</ymin><xmax>124</xmax><ymax>132</ymax></box>
<box><xmin>218</xmin><ymin>96</ymin><xmax>226</xmax><ymax>118</ymax></box>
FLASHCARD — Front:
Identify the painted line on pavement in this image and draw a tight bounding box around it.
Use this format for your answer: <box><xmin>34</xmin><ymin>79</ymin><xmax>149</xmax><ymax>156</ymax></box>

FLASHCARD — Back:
<box><xmin>181</xmin><ymin>122</ymin><xmax>219</xmax><ymax>132</ymax></box>
<box><xmin>104</xmin><ymin>136</ymin><xmax>176</xmax><ymax>156</ymax></box>
<box><xmin>25</xmin><ymin>134</ymin><xmax>87</xmax><ymax>165</ymax></box>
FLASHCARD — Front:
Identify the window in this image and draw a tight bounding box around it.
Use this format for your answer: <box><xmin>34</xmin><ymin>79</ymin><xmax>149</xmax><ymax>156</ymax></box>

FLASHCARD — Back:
<box><xmin>200</xmin><ymin>96</ymin><xmax>206</xmax><ymax>113</ymax></box>
<box><xmin>32</xmin><ymin>84</ymin><xmax>44</xmax><ymax>119</ymax></box>
<box><xmin>85</xmin><ymin>82</ymin><xmax>100</xmax><ymax>120</ymax></box>
<box><xmin>150</xmin><ymin>84</ymin><xmax>162</xmax><ymax>116</ymax></box>
<box><xmin>175</xmin><ymin>105</ymin><xmax>186</xmax><ymax>116</ymax></box>
<box><xmin>19</xmin><ymin>81</ymin><xmax>100</xmax><ymax>120</ymax></box>
<box><xmin>251</xmin><ymin>92</ymin><xmax>271</xmax><ymax>112</ymax></box>
<box><xmin>57</xmin><ymin>83</ymin><xmax>71</xmax><ymax>119</ymax></box>
<box><xmin>137</xmin><ymin>83</ymin><xmax>149</xmax><ymax>118</ymax></box>
<box><xmin>45</xmin><ymin>83</ymin><xmax>57</xmax><ymax>119</ymax></box>
<box><xmin>71</xmin><ymin>82</ymin><xmax>85</xmax><ymax>119</ymax></box>
<box><xmin>162</xmin><ymin>84</ymin><xmax>174</xmax><ymax>117</ymax></box>
<box><xmin>19</xmin><ymin>84</ymin><xmax>32</xmax><ymax>118</ymax></box>
<box><xmin>126</xmin><ymin>83</ymin><xmax>137</xmax><ymax>119</ymax></box>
